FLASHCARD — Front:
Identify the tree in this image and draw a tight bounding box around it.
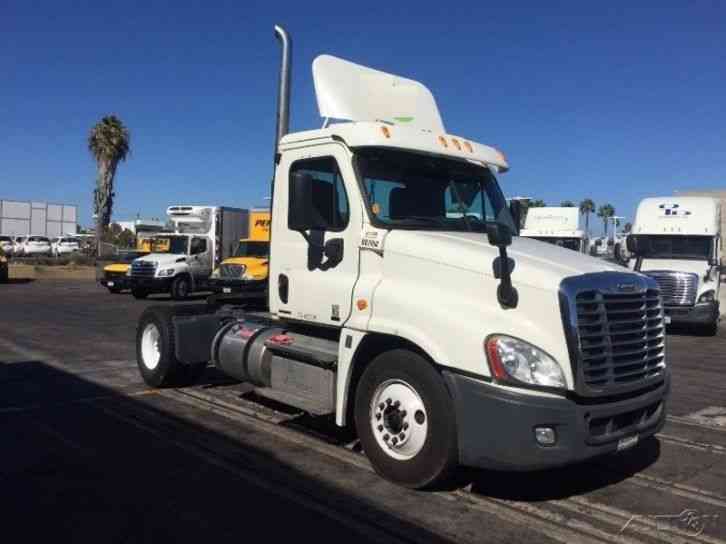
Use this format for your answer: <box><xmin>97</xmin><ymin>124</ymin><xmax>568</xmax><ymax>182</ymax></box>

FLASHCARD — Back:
<box><xmin>579</xmin><ymin>198</ymin><xmax>595</xmax><ymax>236</ymax></box>
<box><xmin>597</xmin><ymin>204</ymin><xmax>615</xmax><ymax>236</ymax></box>
<box><xmin>560</xmin><ymin>200</ymin><xmax>575</xmax><ymax>207</ymax></box>
<box><xmin>88</xmin><ymin>115</ymin><xmax>130</xmax><ymax>257</ymax></box>
<box><xmin>529</xmin><ymin>199</ymin><xmax>546</xmax><ymax>208</ymax></box>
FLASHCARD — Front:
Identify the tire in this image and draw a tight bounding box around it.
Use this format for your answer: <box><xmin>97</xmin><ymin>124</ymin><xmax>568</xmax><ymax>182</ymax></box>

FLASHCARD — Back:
<box><xmin>132</xmin><ymin>287</ymin><xmax>149</xmax><ymax>299</ymax></box>
<box><xmin>109</xmin><ymin>287</ymin><xmax>123</xmax><ymax>294</ymax></box>
<box><xmin>136</xmin><ymin>305</ymin><xmax>208</xmax><ymax>387</ymax></box>
<box><xmin>171</xmin><ymin>275</ymin><xmax>191</xmax><ymax>300</ymax></box>
<box><xmin>703</xmin><ymin>320</ymin><xmax>719</xmax><ymax>337</ymax></box>
<box><xmin>354</xmin><ymin>349</ymin><xmax>458</xmax><ymax>489</ymax></box>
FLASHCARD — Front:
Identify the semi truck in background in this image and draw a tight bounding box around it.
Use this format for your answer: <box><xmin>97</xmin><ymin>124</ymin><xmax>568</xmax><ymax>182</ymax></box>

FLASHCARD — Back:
<box><xmin>628</xmin><ymin>196</ymin><xmax>722</xmax><ymax>335</ymax></box>
<box><xmin>520</xmin><ymin>207</ymin><xmax>587</xmax><ymax>253</ymax></box>
<box><xmin>129</xmin><ymin>205</ymin><xmax>247</xmax><ymax>299</ymax></box>
<box><xmin>208</xmin><ymin>209</ymin><xmax>270</xmax><ymax>296</ymax></box>
<box><xmin>134</xmin><ymin>26</ymin><xmax>669</xmax><ymax>488</ymax></box>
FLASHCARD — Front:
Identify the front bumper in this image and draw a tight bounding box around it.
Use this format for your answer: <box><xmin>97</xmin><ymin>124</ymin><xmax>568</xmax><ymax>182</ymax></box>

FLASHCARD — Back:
<box><xmin>100</xmin><ymin>276</ymin><xmax>131</xmax><ymax>290</ymax></box>
<box><xmin>207</xmin><ymin>277</ymin><xmax>266</xmax><ymax>294</ymax></box>
<box><xmin>443</xmin><ymin>371</ymin><xmax>669</xmax><ymax>471</ymax></box>
<box><xmin>664</xmin><ymin>301</ymin><xmax>719</xmax><ymax>325</ymax></box>
<box><xmin>129</xmin><ymin>276</ymin><xmax>173</xmax><ymax>292</ymax></box>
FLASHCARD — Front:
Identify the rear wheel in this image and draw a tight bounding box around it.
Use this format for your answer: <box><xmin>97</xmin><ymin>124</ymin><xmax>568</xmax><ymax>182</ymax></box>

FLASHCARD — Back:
<box><xmin>171</xmin><ymin>275</ymin><xmax>191</xmax><ymax>300</ymax></box>
<box><xmin>136</xmin><ymin>306</ymin><xmax>207</xmax><ymax>387</ymax></box>
<box><xmin>354</xmin><ymin>349</ymin><xmax>458</xmax><ymax>489</ymax></box>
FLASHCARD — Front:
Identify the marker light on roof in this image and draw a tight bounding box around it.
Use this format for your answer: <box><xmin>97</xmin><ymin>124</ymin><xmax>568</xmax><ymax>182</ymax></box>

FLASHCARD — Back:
<box><xmin>438</xmin><ymin>136</ymin><xmax>448</xmax><ymax>148</ymax></box>
<box><xmin>494</xmin><ymin>147</ymin><xmax>507</xmax><ymax>164</ymax></box>
<box><xmin>463</xmin><ymin>141</ymin><xmax>473</xmax><ymax>153</ymax></box>
<box><xmin>380</xmin><ymin>126</ymin><xmax>391</xmax><ymax>138</ymax></box>
<box><xmin>451</xmin><ymin>138</ymin><xmax>462</xmax><ymax>151</ymax></box>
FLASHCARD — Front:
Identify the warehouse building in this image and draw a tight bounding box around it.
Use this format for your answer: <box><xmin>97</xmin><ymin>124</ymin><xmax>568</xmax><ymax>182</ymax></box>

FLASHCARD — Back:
<box><xmin>0</xmin><ymin>199</ymin><xmax>78</xmax><ymax>237</ymax></box>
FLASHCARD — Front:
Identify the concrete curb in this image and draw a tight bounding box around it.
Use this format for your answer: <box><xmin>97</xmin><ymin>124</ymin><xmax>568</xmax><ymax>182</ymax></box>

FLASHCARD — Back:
<box><xmin>9</xmin><ymin>264</ymin><xmax>96</xmax><ymax>281</ymax></box>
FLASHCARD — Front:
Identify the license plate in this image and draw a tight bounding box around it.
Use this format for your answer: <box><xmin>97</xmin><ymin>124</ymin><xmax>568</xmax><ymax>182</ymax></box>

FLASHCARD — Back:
<box><xmin>617</xmin><ymin>435</ymin><xmax>638</xmax><ymax>452</ymax></box>
<box><xmin>223</xmin><ymin>287</ymin><xmax>231</xmax><ymax>293</ymax></box>
<box><xmin>107</xmin><ymin>281</ymin><xmax>114</xmax><ymax>287</ymax></box>
<box><xmin>664</xmin><ymin>315</ymin><xmax>671</xmax><ymax>325</ymax></box>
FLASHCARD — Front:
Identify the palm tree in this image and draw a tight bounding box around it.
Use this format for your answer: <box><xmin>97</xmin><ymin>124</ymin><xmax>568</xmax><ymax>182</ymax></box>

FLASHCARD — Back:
<box><xmin>597</xmin><ymin>204</ymin><xmax>615</xmax><ymax>236</ymax></box>
<box><xmin>579</xmin><ymin>198</ymin><xmax>595</xmax><ymax>236</ymax></box>
<box><xmin>88</xmin><ymin>115</ymin><xmax>130</xmax><ymax>257</ymax></box>
<box><xmin>560</xmin><ymin>200</ymin><xmax>575</xmax><ymax>207</ymax></box>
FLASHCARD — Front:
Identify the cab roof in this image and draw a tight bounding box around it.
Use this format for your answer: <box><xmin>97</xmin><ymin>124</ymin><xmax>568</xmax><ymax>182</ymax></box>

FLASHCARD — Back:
<box><xmin>633</xmin><ymin>196</ymin><xmax>721</xmax><ymax>235</ymax></box>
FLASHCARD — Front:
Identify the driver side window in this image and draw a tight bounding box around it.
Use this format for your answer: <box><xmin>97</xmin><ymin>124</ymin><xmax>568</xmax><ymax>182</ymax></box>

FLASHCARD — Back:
<box><xmin>289</xmin><ymin>157</ymin><xmax>349</xmax><ymax>231</ymax></box>
<box><xmin>191</xmin><ymin>237</ymin><xmax>207</xmax><ymax>255</ymax></box>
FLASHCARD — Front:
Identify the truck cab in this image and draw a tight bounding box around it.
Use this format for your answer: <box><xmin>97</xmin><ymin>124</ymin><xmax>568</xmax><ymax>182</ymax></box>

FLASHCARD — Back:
<box><xmin>629</xmin><ymin>196</ymin><xmax>721</xmax><ymax>334</ymax></box>
<box><xmin>134</xmin><ymin>28</ymin><xmax>669</xmax><ymax>489</ymax></box>
<box><xmin>520</xmin><ymin>207</ymin><xmax>588</xmax><ymax>253</ymax></box>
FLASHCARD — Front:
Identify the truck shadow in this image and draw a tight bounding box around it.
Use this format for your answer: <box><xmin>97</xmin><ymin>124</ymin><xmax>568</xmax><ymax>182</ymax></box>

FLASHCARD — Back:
<box><xmin>462</xmin><ymin>437</ymin><xmax>660</xmax><ymax>500</ymax></box>
<box><xmin>0</xmin><ymin>359</ymin><xmax>454</xmax><ymax>544</ymax></box>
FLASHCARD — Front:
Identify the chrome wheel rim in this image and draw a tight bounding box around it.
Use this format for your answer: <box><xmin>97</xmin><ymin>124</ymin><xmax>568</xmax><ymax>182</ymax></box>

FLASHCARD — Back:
<box><xmin>141</xmin><ymin>323</ymin><xmax>161</xmax><ymax>370</ymax></box>
<box><xmin>370</xmin><ymin>379</ymin><xmax>428</xmax><ymax>460</ymax></box>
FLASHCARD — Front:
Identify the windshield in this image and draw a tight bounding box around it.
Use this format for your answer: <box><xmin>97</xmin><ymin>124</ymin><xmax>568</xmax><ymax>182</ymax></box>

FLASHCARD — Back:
<box><xmin>356</xmin><ymin>148</ymin><xmax>515</xmax><ymax>233</ymax></box>
<box><xmin>60</xmin><ymin>238</ymin><xmax>79</xmax><ymax>244</ymax></box>
<box><xmin>151</xmin><ymin>236</ymin><xmax>188</xmax><ymax>254</ymax></box>
<box><xmin>0</xmin><ymin>236</ymin><xmax>11</xmax><ymax>242</ymax></box>
<box><xmin>530</xmin><ymin>237</ymin><xmax>582</xmax><ymax>251</ymax></box>
<box><xmin>234</xmin><ymin>241</ymin><xmax>269</xmax><ymax>258</ymax></box>
<box><xmin>29</xmin><ymin>236</ymin><xmax>50</xmax><ymax>243</ymax></box>
<box><xmin>636</xmin><ymin>235</ymin><xmax>712</xmax><ymax>260</ymax></box>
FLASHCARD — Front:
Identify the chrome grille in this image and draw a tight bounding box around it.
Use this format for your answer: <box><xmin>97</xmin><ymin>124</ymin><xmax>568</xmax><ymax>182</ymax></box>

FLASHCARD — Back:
<box><xmin>643</xmin><ymin>271</ymin><xmax>698</xmax><ymax>306</ymax></box>
<box><xmin>575</xmin><ymin>289</ymin><xmax>665</xmax><ymax>388</ymax></box>
<box><xmin>130</xmin><ymin>260</ymin><xmax>156</xmax><ymax>278</ymax></box>
<box><xmin>218</xmin><ymin>263</ymin><xmax>246</xmax><ymax>278</ymax></box>
<box><xmin>560</xmin><ymin>272</ymin><xmax>668</xmax><ymax>396</ymax></box>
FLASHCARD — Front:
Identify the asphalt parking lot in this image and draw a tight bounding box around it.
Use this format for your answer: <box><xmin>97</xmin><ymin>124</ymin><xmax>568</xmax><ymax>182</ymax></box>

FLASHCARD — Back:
<box><xmin>2</xmin><ymin>280</ymin><xmax>725</xmax><ymax>543</ymax></box>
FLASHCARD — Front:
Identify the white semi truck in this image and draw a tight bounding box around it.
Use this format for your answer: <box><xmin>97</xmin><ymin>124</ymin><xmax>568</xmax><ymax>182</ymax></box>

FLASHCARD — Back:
<box><xmin>135</xmin><ymin>27</ymin><xmax>670</xmax><ymax>488</ymax></box>
<box><xmin>129</xmin><ymin>205</ymin><xmax>247</xmax><ymax>299</ymax></box>
<box><xmin>520</xmin><ymin>207</ymin><xmax>588</xmax><ymax>253</ymax></box>
<box><xmin>628</xmin><ymin>196</ymin><xmax>721</xmax><ymax>335</ymax></box>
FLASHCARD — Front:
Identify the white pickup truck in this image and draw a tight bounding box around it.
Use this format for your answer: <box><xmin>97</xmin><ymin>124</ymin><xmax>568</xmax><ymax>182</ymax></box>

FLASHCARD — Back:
<box><xmin>129</xmin><ymin>206</ymin><xmax>246</xmax><ymax>299</ymax></box>
<box><xmin>134</xmin><ymin>26</ymin><xmax>670</xmax><ymax>488</ymax></box>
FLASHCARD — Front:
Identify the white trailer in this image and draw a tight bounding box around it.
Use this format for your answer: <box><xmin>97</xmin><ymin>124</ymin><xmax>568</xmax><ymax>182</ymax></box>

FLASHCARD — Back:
<box><xmin>134</xmin><ymin>27</ymin><xmax>669</xmax><ymax>488</ymax></box>
<box><xmin>520</xmin><ymin>207</ymin><xmax>587</xmax><ymax>252</ymax></box>
<box><xmin>628</xmin><ymin>196</ymin><xmax>721</xmax><ymax>334</ymax></box>
<box><xmin>129</xmin><ymin>206</ymin><xmax>247</xmax><ymax>299</ymax></box>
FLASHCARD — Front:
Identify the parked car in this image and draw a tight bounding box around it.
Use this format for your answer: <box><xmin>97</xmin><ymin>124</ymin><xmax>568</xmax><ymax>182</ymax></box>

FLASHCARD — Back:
<box><xmin>0</xmin><ymin>236</ymin><xmax>14</xmax><ymax>255</ymax></box>
<box><xmin>22</xmin><ymin>236</ymin><xmax>52</xmax><ymax>256</ymax></box>
<box><xmin>12</xmin><ymin>236</ymin><xmax>27</xmax><ymax>256</ymax></box>
<box><xmin>51</xmin><ymin>236</ymin><xmax>81</xmax><ymax>257</ymax></box>
<box><xmin>0</xmin><ymin>252</ymin><xmax>8</xmax><ymax>283</ymax></box>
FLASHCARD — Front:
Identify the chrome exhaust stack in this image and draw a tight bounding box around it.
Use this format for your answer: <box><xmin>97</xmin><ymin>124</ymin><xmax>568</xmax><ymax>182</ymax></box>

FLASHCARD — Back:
<box><xmin>273</xmin><ymin>25</ymin><xmax>292</xmax><ymax>151</ymax></box>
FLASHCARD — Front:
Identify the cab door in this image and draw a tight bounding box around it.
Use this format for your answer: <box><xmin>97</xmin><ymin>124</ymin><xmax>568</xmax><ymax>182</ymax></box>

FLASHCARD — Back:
<box><xmin>189</xmin><ymin>236</ymin><xmax>211</xmax><ymax>279</ymax></box>
<box><xmin>270</xmin><ymin>142</ymin><xmax>362</xmax><ymax>326</ymax></box>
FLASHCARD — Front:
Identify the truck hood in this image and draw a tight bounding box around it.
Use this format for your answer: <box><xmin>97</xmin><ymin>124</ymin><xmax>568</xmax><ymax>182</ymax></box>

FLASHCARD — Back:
<box><xmin>135</xmin><ymin>253</ymin><xmax>187</xmax><ymax>266</ymax></box>
<box><xmin>384</xmin><ymin>230</ymin><xmax>623</xmax><ymax>292</ymax></box>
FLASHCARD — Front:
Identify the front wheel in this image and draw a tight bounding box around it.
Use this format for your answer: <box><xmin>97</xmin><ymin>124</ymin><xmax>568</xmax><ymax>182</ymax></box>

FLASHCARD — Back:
<box><xmin>703</xmin><ymin>320</ymin><xmax>719</xmax><ymax>337</ymax></box>
<box><xmin>132</xmin><ymin>287</ymin><xmax>149</xmax><ymax>299</ymax></box>
<box><xmin>354</xmin><ymin>349</ymin><xmax>458</xmax><ymax>489</ymax></box>
<box><xmin>136</xmin><ymin>306</ymin><xmax>207</xmax><ymax>387</ymax></box>
<box><xmin>171</xmin><ymin>275</ymin><xmax>191</xmax><ymax>300</ymax></box>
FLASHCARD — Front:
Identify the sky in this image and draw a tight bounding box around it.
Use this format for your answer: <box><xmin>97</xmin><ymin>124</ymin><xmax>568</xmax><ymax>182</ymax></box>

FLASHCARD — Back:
<box><xmin>2</xmin><ymin>0</ymin><xmax>725</xmax><ymax>233</ymax></box>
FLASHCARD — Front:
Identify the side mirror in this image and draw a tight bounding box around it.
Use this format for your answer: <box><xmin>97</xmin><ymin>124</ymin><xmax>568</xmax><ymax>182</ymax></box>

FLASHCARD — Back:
<box><xmin>486</xmin><ymin>222</ymin><xmax>512</xmax><ymax>248</ymax></box>
<box><xmin>288</xmin><ymin>172</ymin><xmax>315</xmax><ymax>231</ymax></box>
<box><xmin>508</xmin><ymin>200</ymin><xmax>523</xmax><ymax>234</ymax></box>
<box><xmin>626</xmin><ymin>235</ymin><xmax>639</xmax><ymax>254</ymax></box>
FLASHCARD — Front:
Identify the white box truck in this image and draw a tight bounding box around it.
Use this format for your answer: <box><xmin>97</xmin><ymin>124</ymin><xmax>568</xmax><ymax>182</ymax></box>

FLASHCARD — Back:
<box><xmin>134</xmin><ymin>27</ymin><xmax>669</xmax><ymax>488</ymax></box>
<box><xmin>628</xmin><ymin>196</ymin><xmax>721</xmax><ymax>334</ymax></box>
<box><xmin>520</xmin><ymin>207</ymin><xmax>588</xmax><ymax>253</ymax></box>
<box><xmin>129</xmin><ymin>206</ymin><xmax>247</xmax><ymax>299</ymax></box>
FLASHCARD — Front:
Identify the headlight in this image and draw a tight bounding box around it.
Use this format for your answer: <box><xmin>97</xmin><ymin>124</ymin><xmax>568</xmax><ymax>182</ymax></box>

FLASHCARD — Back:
<box><xmin>210</xmin><ymin>268</ymin><xmax>220</xmax><ymax>278</ymax></box>
<box><xmin>698</xmin><ymin>290</ymin><xmax>715</xmax><ymax>304</ymax></box>
<box><xmin>485</xmin><ymin>335</ymin><xmax>566</xmax><ymax>388</ymax></box>
<box><xmin>157</xmin><ymin>268</ymin><xmax>175</xmax><ymax>277</ymax></box>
